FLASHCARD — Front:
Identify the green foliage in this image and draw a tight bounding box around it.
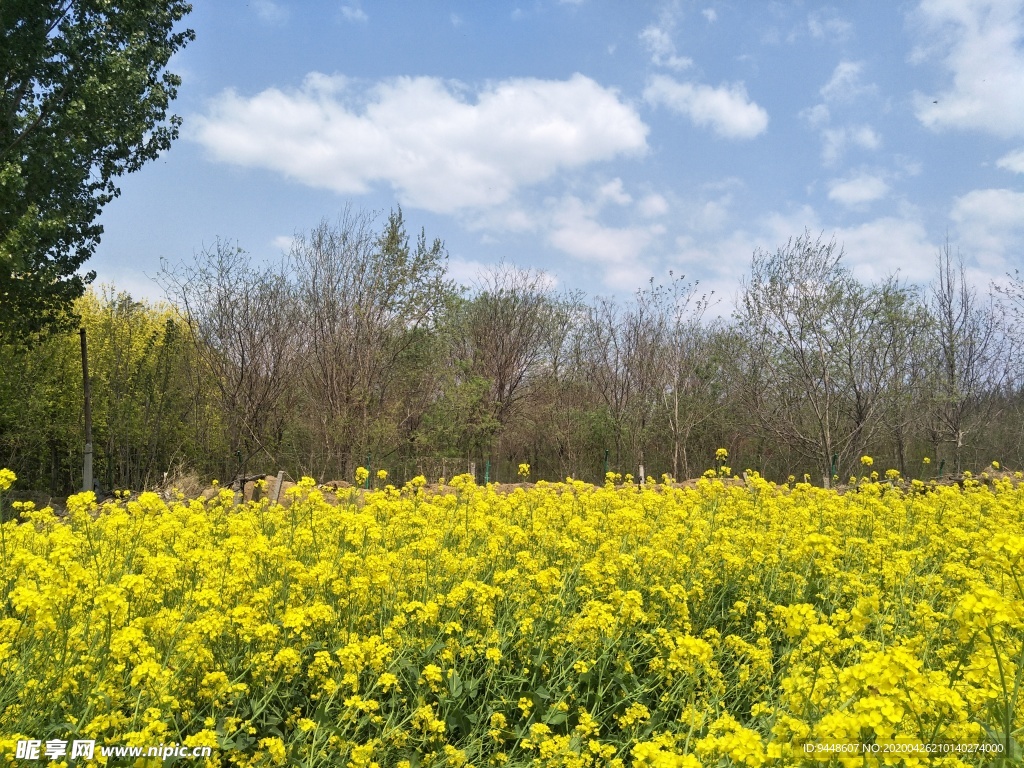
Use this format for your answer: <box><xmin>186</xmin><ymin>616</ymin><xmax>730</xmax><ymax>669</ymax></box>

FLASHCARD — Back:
<box><xmin>0</xmin><ymin>288</ymin><xmax>204</xmax><ymax>494</ymax></box>
<box><xmin>416</xmin><ymin>368</ymin><xmax>501</xmax><ymax>456</ymax></box>
<box><xmin>79</xmin><ymin>289</ymin><xmax>202</xmax><ymax>489</ymax></box>
<box><xmin>0</xmin><ymin>1</ymin><xmax>194</xmax><ymax>345</ymax></box>
<box><xmin>0</xmin><ymin>328</ymin><xmax>80</xmax><ymax>493</ymax></box>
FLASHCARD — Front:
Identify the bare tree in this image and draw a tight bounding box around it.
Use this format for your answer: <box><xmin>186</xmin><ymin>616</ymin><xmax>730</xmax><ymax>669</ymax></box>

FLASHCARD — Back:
<box><xmin>583</xmin><ymin>286</ymin><xmax>667</xmax><ymax>471</ymax></box>
<box><xmin>289</xmin><ymin>207</ymin><xmax>452</xmax><ymax>477</ymax></box>
<box><xmin>995</xmin><ymin>269</ymin><xmax>1024</xmax><ymax>398</ymax></box>
<box><xmin>438</xmin><ymin>264</ymin><xmax>570</xmax><ymax>478</ymax></box>
<box><xmin>460</xmin><ymin>265</ymin><xmax>559</xmax><ymax>425</ymax></box>
<box><xmin>995</xmin><ymin>269</ymin><xmax>1024</xmax><ymax>322</ymax></box>
<box><xmin>925</xmin><ymin>242</ymin><xmax>1006</xmax><ymax>472</ymax></box>
<box><xmin>645</xmin><ymin>273</ymin><xmax>723</xmax><ymax>479</ymax></box>
<box><xmin>532</xmin><ymin>291</ymin><xmax>590</xmax><ymax>477</ymax></box>
<box><xmin>736</xmin><ymin>232</ymin><xmax>918</xmax><ymax>482</ymax></box>
<box><xmin>158</xmin><ymin>240</ymin><xmax>301</xmax><ymax>478</ymax></box>
<box><xmin>870</xmin><ymin>284</ymin><xmax>931</xmax><ymax>474</ymax></box>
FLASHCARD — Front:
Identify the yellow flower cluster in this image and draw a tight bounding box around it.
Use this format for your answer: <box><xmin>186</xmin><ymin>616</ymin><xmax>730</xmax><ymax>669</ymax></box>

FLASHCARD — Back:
<box><xmin>0</xmin><ymin>470</ymin><xmax>1022</xmax><ymax>766</ymax></box>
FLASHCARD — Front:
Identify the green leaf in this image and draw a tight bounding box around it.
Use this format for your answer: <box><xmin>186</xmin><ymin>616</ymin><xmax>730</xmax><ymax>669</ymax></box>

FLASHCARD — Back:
<box><xmin>544</xmin><ymin>710</ymin><xmax>568</xmax><ymax>726</ymax></box>
<box><xmin>447</xmin><ymin>669</ymin><xmax>463</xmax><ymax>698</ymax></box>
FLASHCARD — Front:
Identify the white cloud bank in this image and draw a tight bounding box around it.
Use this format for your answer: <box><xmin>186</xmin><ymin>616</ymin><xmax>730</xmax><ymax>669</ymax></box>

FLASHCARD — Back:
<box><xmin>639</xmin><ymin>24</ymin><xmax>694</xmax><ymax>71</ymax></box>
<box><xmin>819</xmin><ymin>61</ymin><xmax>876</xmax><ymax>103</ymax></box>
<box><xmin>818</xmin><ymin>125</ymin><xmax>881</xmax><ymax>166</ymax></box>
<box><xmin>828</xmin><ymin>173</ymin><xmax>889</xmax><ymax>207</ymax></box>
<box><xmin>807</xmin><ymin>9</ymin><xmax>854</xmax><ymax>43</ymax></box>
<box><xmin>913</xmin><ymin>0</ymin><xmax>1024</xmax><ymax>137</ymax></box>
<box><xmin>339</xmin><ymin>4</ymin><xmax>368</xmax><ymax>23</ymax></box>
<box><xmin>252</xmin><ymin>0</ymin><xmax>288</xmax><ymax>24</ymax></box>
<box><xmin>548</xmin><ymin>195</ymin><xmax>664</xmax><ymax>288</ymax></box>
<box><xmin>997</xmin><ymin>147</ymin><xmax>1024</xmax><ymax>173</ymax></box>
<box><xmin>644</xmin><ymin>74</ymin><xmax>769</xmax><ymax>139</ymax></box>
<box><xmin>192</xmin><ymin>73</ymin><xmax>648</xmax><ymax>214</ymax></box>
<box><xmin>801</xmin><ymin>62</ymin><xmax>881</xmax><ymax>167</ymax></box>
<box><xmin>950</xmin><ymin>188</ymin><xmax>1024</xmax><ymax>269</ymax></box>
<box><xmin>832</xmin><ymin>217</ymin><xmax>937</xmax><ymax>283</ymax></box>
<box><xmin>672</xmin><ymin>204</ymin><xmax>939</xmax><ymax>304</ymax></box>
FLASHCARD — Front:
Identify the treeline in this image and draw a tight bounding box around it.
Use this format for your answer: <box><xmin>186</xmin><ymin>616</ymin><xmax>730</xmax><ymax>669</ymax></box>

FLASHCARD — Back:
<box><xmin>1</xmin><ymin>208</ymin><xmax>1022</xmax><ymax>494</ymax></box>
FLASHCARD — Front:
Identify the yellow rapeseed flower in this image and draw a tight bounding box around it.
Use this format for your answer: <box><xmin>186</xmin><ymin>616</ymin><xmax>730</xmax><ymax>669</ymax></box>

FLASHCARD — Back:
<box><xmin>1</xmin><ymin>461</ymin><xmax>1021</xmax><ymax>764</ymax></box>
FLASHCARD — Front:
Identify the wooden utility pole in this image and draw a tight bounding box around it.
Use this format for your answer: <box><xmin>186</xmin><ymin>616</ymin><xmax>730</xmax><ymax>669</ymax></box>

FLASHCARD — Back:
<box><xmin>80</xmin><ymin>328</ymin><xmax>93</xmax><ymax>494</ymax></box>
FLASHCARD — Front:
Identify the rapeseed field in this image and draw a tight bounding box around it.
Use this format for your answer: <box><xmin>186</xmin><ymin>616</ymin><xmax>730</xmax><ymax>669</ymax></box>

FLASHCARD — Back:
<box><xmin>1</xmin><ymin>465</ymin><xmax>1022</xmax><ymax>767</ymax></box>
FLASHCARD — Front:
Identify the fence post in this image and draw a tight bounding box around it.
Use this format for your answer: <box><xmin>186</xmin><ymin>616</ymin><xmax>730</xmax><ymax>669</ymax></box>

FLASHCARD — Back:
<box><xmin>272</xmin><ymin>471</ymin><xmax>285</xmax><ymax>503</ymax></box>
<box><xmin>234</xmin><ymin>450</ymin><xmax>242</xmax><ymax>506</ymax></box>
<box><xmin>80</xmin><ymin>329</ymin><xmax>93</xmax><ymax>494</ymax></box>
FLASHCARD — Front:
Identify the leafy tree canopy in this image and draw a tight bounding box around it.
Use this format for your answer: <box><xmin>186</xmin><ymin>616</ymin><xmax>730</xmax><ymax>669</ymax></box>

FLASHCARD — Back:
<box><xmin>0</xmin><ymin>1</ymin><xmax>194</xmax><ymax>345</ymax></box>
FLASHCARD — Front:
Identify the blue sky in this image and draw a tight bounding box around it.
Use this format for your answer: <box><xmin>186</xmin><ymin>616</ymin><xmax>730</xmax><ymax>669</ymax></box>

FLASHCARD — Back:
<box><xmin>92</xmin><ymin>0</ymin><xmax>1024</xmax><ymax>308</ymax></box>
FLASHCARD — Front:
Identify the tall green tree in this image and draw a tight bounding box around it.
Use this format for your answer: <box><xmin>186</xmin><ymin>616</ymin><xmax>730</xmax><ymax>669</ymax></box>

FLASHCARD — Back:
<box><xmin>0</xmin><ymin>1</ymin><xmax>193</xmax><ymax>345</ymax></box>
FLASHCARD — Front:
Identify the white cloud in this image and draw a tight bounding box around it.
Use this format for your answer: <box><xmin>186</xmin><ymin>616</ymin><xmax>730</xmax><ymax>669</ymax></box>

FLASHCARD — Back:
<box><xmin>832</xmin><ymin>216</ymin><xmax>936</xmax><ymax>283</ymax></box>
<box><xmin>667</xmin><ymin>194</ymin><xmax>1009</xmax><ymax>303</ymax></box>
<box><xmin>644</xmin><ymin>74</ymin><xmax>769</xmax><ymax>139</ymax></box>
<box><xmin>671</xmin><ymin>206</ymin><xmax>821</xmax><ymax>312</ymax></box>
<box><xmin>459</xmin><ymin>180</ymin><xmax>671</xmax><ymax>286</ymax></box>
<box><xmin>271</xmin><ymin>235</ymin><xmax>295</xmax><ymax>252</ymax></box>
<box><xmin>596</xmin><ymin>178</ymin><xmax>633</xmax><ymax>206</ymax></box>
<box><xmin>446</xmin><ymin>257</ymin><xmax>492</xmax><ymax>287</ymax></box>
<box><xmin>192</xmin><ymin>72</ymin><xmax>648</xmax><ymax>214</ymax></box>
<box><xmin>639</xmin><ymin>25</ymin><xmax>694</xmax><ymax>71</ymax></box>
<box><xmin>895</xmin><ymin>155</ymin><xmax>923</xmax><ymax>177</ymax></box>
<box><xmin>851</xmin><ymin>125</ymin><xmax>881</xmax><ymax>150</ymax></box>
<box><xmin>997</xmin><ymin>147</ymin><xmax>1024</xmax><ymax>173</ymax></box>
<box><xmin>703</xmin><ymin>8</ymin><xmax>718</xmax><ymax>23</ymax></box>
<box><xmin>681</xmin><ymin>180</ymin><xmax>742</xmax><ymax>232</ymax></box>
<box><xmin>820</xmin><ymin>124</ymin><xmax>881</xmax><ymax>166</ymax></box>
<box><xmin>340</xmin><ymin>4</ymin><xmax>368</xmax><ymax>23</ymax></box>
<box><xmin>951</xmin><ymin>188</ymin><xmax>1024</xmax><ymax>269</ymax></box>
<box><xmin>252</xmin><ymin>0</ymin><xmax>288</xmax><ymax>24</ymax></box>
<box><xmin>800</xmin><ymin>104</ymin><xmax>830</xmax><ymax>128</ymax></box>
<box><xmin>638</xmin><ymin>193</ymin><xmax>669</xmax><ymax>217</ymax></box>
<box><xmin>692</xmin><ymin>197</ymin><xmax>732</xmax><ymax>231</ymax></box>
<box><xmin>912</xmin><ymin>0</ymin><xmax>1024</xmax><ymax>137</ymax></box>
<box><xmin>828</xmin><ymin>173</ymin><xmax>890</xmax><ymax>207</ymax></box>
<box><xmin>450</xmin><ymin>13</ymin><xmax>463</xmax><ymax>27</ymax></box>
<box><xmin>820</xmin><ymin>130</ymin><xmax>847</xmax><ymax>166</ymax></box>
<box><xmin>670</xmin><ymin>234</ymin><xmax>748</xmax><ymax>312</ymax></box>
<box><xmin>820</xmin><ymin>61</ymin><xmax>876</xmax><ymax>102</ymax></box>
<box><xmin>674</xmin><ymin>205</ymin><xmax>938</xmax><ymax>310</ymax></box>
<box><xmin>807</xmin><ymin>9</ymin><xmax>854</xmax><ymax>42</ymax></box>
<box><xmin>802</xmin><ymin>63</ymin><xmax>882</xmax><ymax>166</ymax></box>
<box><xmin>547</xmin><ymin>195</ymin><xmax>663</xmax><ymax>287</ymax></box>
<box><xmin>463</xmin><ymin>205</ymin><xmax>539</xmax><ymax>234</ymax></box>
